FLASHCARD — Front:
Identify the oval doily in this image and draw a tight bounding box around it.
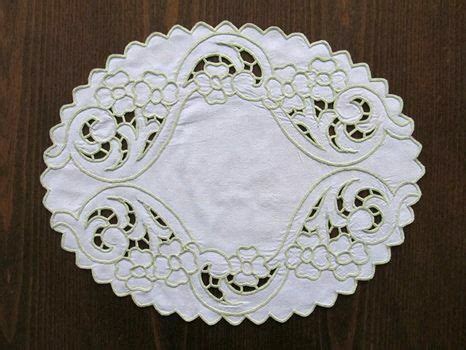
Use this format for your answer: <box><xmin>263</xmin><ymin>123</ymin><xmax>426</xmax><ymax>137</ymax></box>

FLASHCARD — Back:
<box><xmin>41</xmin><ymin>22</ymin><xmax>424</xmax><ymax>325</ymax></box>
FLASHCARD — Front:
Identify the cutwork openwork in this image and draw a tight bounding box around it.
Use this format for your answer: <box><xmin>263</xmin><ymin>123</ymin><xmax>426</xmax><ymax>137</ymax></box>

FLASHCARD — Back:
<box><xmin>42</xmin><ymin>22</ymin><xmax>424</xmax><ymax>325</ymax></box>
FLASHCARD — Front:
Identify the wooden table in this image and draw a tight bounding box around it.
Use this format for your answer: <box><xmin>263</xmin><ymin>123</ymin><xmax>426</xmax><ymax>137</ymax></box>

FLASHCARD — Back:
<box><xmin>1</xmin><ymin>1</ymin><xmax>463</xmax><ymax>348</ymax></box>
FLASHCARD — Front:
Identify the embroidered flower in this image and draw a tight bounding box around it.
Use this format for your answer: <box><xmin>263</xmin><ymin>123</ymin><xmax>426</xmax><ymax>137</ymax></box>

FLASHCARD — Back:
<box><xmin>153</xmin><ymin>238</ymin><xmax>198</xmax><ymax>287</ymax></box>
<box><xmin>263</xmin><ymin>65</ymin><xmax>310</xmax><ymax>112</ymax></box>
<box><xmin>285</xmin><ymin>232</ymin><xmax>331</xmax><ymax>280</ymax></box>
<box><xmin>115</xmin><ymin>249</ymin><xmax>156</xmax><ymax>292</ymax></box>
<box><xmin>95</xmin><ymin>71</ymin><xmax>136</xmax><ymax>116</ymax></box>
<box><xmin>327</xmin><ymin>234</ymin><xmax>368</xmax><ymax>280</ymax></box>
<box><xmin>307</xmin><ymin>58</ymin><xmax>347</xmax><ymax>102</ymax></box>
<box><xmin>194</xmin><ymin>62</ymin><xmax>234</xmax><ymax>104</ymax></box>
<box><xmin>229</xmin><ymin>247</ymin><xmax>269</xmax><ymax>286</ymax></box>
<box><xmin>133</xmin><ymin>72</ymin><xmax>178</xmax><ymax>119</ymax></box>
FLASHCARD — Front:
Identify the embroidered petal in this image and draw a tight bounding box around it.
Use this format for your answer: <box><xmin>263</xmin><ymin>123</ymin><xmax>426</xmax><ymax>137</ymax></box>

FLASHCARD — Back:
<box><xmin>293</xmin><ymin>73</ymin><xmax>310</xmax><ymax>96</ymax></box>
<box><xmin>307</xmin><ymin>71</ymin><xmax>317</xmax><ymax>84</ymax></box>
<box><xmin>205</xmin><ymin>62</ymin><xmax>229</xmax><ymax>78</ymax></box>
<box><xmin>229</xmin><ymin>256</ymin><xmax>242</xmax><ymax>274</ymax></box>
<box><xmin>331</xmin><ymin>71</ymin><xmax>347</xmax><ymax>91</ymax></box>
<box><xmin>334</xmin><ymin>262</ymin><xmax>359</xmax><ymax>280</ymax></box>
<box><xmin>234</xmin><ymin>272</ymin><xmax>258</xmax><ymax>286</ymax></box>
<box><xmin>295</xmin><ymin>262</ymin><xmax>320</xmax><ymax>280</ymax></box>
<box><xmin>336</xmin><ymin>252</ymin><xmax>352</xmax><ymax>265</ymax></box>
<box><xmin>112</xmin><ymin>96</ymin><xmax>134</xmax><ymax>116</ymax></box>
<box><xmin>162</xmin><ymin>82</ymin><xmax>178</xmax><ymax>105</ymax></box>
<box><xmin>274</xmin><ymin>65</ymin><xmax>297</xmax><ymax>83</ymax></box>
<box><xmin>126</xmin><ymin>276</ymin><xmax>152</xmax><ymax>292</ymax></box>
<box><xmin>159</xmin><ymin>238</ymin><xmax>182</xmax><ymax>256</ymax></box>
<box><xmin>282</xmin><ymin>95</ymin><xmax>304</xmax><ymax>113</ymax></box>
<box><xmin>262</xmin><ymin>97</ymin><xmax>280</xmax><ymax>109</ymax></box>
<box><xmin>312</xmin><ymin>245</ymin><xmax>330</xmax><ymax>270</ymax></box>
<box><xmin>297</xmin><ymin>233</ymin><xmax>320</xmax><ymax>249</ymax></box>
<box><xmin>329</xmin><ymin>234</ymin><xmax>352</xmax><ymax>255</ymax></box>
<box><xmin>105</xmin><ymin>71</ymin><xmax>130</xmax><ymax>88</ymax></box>
<box><xmin>221</xmin><ymin>76</ymin><xmax>234</xmax><ymax>95</ymax></box>
<box><xmin>311</xmin><ymin>85</ymin><xmax>334</xmax><ymax>103</ymax></box>
<box><xmin>265</xmin><ymin>78</ymin><xmax>283</xmax><ymax>101</ymax></box>
<box><xmin>95</xmin><ymin>87</ymin><xmax>115</xmax><ymax>109</ymax></box>
<box><xmin>309</xmin><ymin>58</ymin><xmax>336</xmax><ymax>73</ymax></box>
<box><xmin>205</xmin><ymin>89</ymin><xmax>226</xmax><ymax>104</ymax></box>
<box><xmin>232</xmin><ymin>72</ymin><xmax>256</xmax><ymax>97</ymax></box>
<box><xmin>133</xmin><ymin>81</ymin><xmax>151</xmax><ymax>107</ymax></box>
<box><xmin>143</xmin><ymin>102</ymin><xmax>168</xmax><ymax>119</ymax></box>
<box><xmin>238</xmin><ymin>247</ymin><xmax>257</xmax><ymax>262</ymax></box>
<box><xmin>115</xmin><ymin>258</ymin><xmax>133</xmax><ymax>280</ymax></box>
<box><xmin>285</xmin><ymin>246</ymin><xmax>302</xmax><ymax>269</ymax></box>
<box><xmin>300</xmin><ymin>248</ymin><xmax>313</xmax><ymax>263</ymax></box>
<box><xmin>179</xmin><ymin>251</ymin><xmax>197</xmax><ymax>274</ymax></box>
<box><xmin>153</xmin><ymin>256</ymin><xmax>170</xmax><ymax>278</ymax></box>
<box><xmin>166</xmin><ymin>269</ymin><xmax>189</xmax><ymax>287</ymax></box>
<box><xmin>129</xmin><ymin>249</ymin><xmax>153</xmax><ymax>268</ymax></box>
<box><xmin>251</xmin><ymin>256</ymin><xmax>268</xmax><ymax>278</ymax></box>
<box><xmin>144</xmin><ymin>72</ymin><xmax>167</xmax><ymax>89</ymax></box>
<box><xmin>194</xmin><ymin>72</ymin><xmax>212</xmax><ymax>95</ymax></box>
<box><xmin>350</xmin><ymin>242</ymin><xmax>369</xmax><ymax>264</ymax></box>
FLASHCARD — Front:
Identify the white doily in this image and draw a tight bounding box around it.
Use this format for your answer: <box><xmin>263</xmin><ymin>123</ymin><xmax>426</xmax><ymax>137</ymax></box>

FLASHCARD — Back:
<box><xmin>41</xmin><ymin>22</ymin><xmax>424</xmax><ymax>325</ymax></box>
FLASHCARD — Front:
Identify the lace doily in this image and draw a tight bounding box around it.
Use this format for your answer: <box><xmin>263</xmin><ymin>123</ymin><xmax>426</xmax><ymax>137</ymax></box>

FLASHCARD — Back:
<box><xmin>41</xmin><ymin>22</ymin><xmax>424</xmax><ymax>325</ymax></box>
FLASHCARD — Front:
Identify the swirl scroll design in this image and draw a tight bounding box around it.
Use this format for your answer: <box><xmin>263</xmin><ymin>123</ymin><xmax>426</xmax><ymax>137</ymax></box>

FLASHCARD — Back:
<box><xmin>42</xmin><ymin>22</ymin><xmax>423</xmax><ymax>324</ymax></box>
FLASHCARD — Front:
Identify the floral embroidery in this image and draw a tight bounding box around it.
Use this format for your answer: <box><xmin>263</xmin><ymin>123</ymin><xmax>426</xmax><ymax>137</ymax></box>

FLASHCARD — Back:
<box><xmin>194</xmin><ymin>62</ymin><xmax>234</xmax><ymax>104</ymax></box>
<box><xmin>229</xmin><ymin>247</ymin><xmax>269</xmax><ymax>286</ymax></box>
<box><xmin>285</xmin><ymin>233</ymin><xmax>331</xmax><ymax>280</ymax></box>
<box><xmin>328</xmin><ymin>234</ymin><xmax>369</xmax><ymax>280</ymax></box>
<box><xmin>307</xmin><ymin>58</ymin><xmax>347</xmax><ymax>102</ymax></box>
<box><xmin>95</xmin><ymin>71</ymin><xmax>136</xmax><ymax>116</ymax></box>
<box><xmin>133</xmin><ymin>72</ymin><xmax>178</xmax><ymax>119</ymax></box>
<box><xmin>44</xmin><ymin>23</ymin><xmax>422</xmax><ymax>325</ymax></box>
<box><xmin>153</xmin><ymin>238</ymin><xmax>198</xmax><ymax>287</ymax></box>
<box><xmin>264</xmin><ymin>65</ymin><xmax>310</xmax><ymax>112</ymax></box>
<box><xmin>115</xmin><ymin>249</ymin><xmax>156</xmax><ymax>292</ymax></box>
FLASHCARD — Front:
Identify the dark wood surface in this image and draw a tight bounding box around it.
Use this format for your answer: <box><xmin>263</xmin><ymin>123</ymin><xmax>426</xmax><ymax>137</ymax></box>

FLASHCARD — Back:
<box><xmin>1</xmin><ymin>0</ymin><xmax>464</xmax><ymax>349</ymax></box>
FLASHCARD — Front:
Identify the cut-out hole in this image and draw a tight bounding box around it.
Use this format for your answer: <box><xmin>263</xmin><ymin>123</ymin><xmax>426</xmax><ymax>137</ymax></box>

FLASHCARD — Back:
<box><xmin>94</xmin><ymin>235</ymin><xmax>103</xmax><ymax>246</ymax></box>
<box><xmin>101</xmin><ymin>209</ymin><xmax>113</xmax><ymax>218</ymax></box>
<box><xmin>315</xmin><ymin>100</ymin><xmax>326</xmax><ymax>110</ymax></box>
<box><xmin>156</xmin><ymin>217</ymin><xmax>167</xmax><ymax>227</ymax></box>
<box><xmin>205</xmin><ymin>55</ymin><xmax>220</xmax><ymax>63</ymax></box>
<box><xmin>208</xmin><ymin>286</ymin><xmax>223</xmax><ymax>300</ymax></box>
<box><xmin>102</xmin><ymin>142</ymin><xmax>111</xmax><ymax>151</ymax></box>
<box><xmin>193</xmin><ymin>60</ymin><xmax>205</xmax><ymax>72</ymax></box>
<box><xmin>201</xmin><ymin>271</ymin><xmax>210</xmax><ymax>286</ymax></box>
<box><xmin>109</xmin><ymin>215</ymin><xmax>118</xmax><ymax>225</ymax></box>
<box><xmin>361</xmin><ymin>102</ymin><xmax>370</xmax><ymax>113</ymax></box>
<box><xmin>252</xmin><ymin>63</ymin><xmax>262</xmax><ymax>78</ymax></box>
<box><xmin>93</xmin><ymin>149</ymin><xmax>107</xmax><ymax>160</ymax></box>
<box><xmin>243</xmin><ymin>285</ymin><xmax>255</xmax><ymax>292</ymax></box>
<box><xmin>240</xmin><ymin>50</ymin><xmax>255</xmax><ymax>63</ymax></box>
<box><xmin>351</xmin><ymin>129</ymin><xmax>364</xmax><ymax>139</ymax></box>
<box><xmin>358</xmin><ymin>189</ymin><xmax>370</xmax><ymax>198</ymax></box>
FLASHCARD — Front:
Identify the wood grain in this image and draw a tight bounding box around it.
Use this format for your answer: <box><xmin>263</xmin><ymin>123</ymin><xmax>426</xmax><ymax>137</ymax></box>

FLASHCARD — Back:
<box><xmin>0</xmin><ymin>0</ymin><xmax>464</xmax><ymax>349</ymax></box>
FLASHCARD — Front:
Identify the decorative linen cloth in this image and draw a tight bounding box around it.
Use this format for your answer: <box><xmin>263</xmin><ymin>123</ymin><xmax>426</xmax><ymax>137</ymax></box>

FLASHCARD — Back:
<box><xmin>41</xmin><ymin>22</ymin><xmax>424</xmax><ymax>325</ymax></box>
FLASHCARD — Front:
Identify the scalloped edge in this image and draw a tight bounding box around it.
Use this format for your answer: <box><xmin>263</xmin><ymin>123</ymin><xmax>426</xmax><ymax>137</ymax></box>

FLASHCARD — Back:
<box><xmin>41</xmin><ymin>20</ymin><xmax>425</xmax><ymax>326</ymax></box>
